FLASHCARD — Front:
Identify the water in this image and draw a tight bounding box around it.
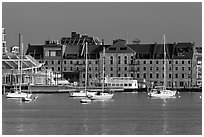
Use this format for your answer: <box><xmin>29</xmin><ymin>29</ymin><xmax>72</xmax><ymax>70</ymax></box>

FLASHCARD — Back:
<box><xmin>2</xmin><ymin>92</ymin><xmax>202</xmax><ymax>135</ymax></box>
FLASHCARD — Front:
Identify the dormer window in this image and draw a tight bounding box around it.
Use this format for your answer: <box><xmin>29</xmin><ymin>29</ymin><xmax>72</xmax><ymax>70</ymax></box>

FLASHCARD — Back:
<box><xmin>120</xmin><ymin>47</ymin><xmax>127</xmax><ymax>50</ymax></box>
<box><xmin>109</xmin><ymin>47</ymin><xmax>116</xmax><ymax>50</ymax></box>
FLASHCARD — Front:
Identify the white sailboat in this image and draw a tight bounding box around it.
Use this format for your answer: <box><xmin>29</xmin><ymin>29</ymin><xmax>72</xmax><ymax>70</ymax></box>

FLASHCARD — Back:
<box><xmin>70</xmin><ymin>42</ymin><xmax>96</xmax><ymax>98</ymax></box>
<box><xmin>80</xmin><ymin>42</ymin><xmax>92</xmax><ymax>103</ymax></box>
<box><xmin>88</xmin><ymin>41</ymin><xmax>114</xmax><ymax>100</ymax></box>
<box><xmin>148</xmin><ymin>35</ymin><xmax>176</xmax><ymax>98</ymax></box>
<box><xmin>6</xmin><ymin>34</ymin><xmax>32</xmax><ymax>99</ymax></box>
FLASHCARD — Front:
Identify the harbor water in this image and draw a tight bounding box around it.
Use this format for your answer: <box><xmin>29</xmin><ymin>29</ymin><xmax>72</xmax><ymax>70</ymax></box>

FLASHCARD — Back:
<box><xmin>2</xmin><ymin>92</ymin><xmax>202</xmax><ymax>135</ymax></box>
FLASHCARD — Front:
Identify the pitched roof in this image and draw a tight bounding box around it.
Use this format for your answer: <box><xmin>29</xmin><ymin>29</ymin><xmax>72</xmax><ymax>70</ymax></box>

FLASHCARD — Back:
<box><xmin>105</xmin><ymin>39</ymin><xmax>135</xmax><ymax>53</ymax></box>
<box><xmin>127</xmin><ymin>44</ymin><xmax>155</xmax><ymax>53</ymax></box>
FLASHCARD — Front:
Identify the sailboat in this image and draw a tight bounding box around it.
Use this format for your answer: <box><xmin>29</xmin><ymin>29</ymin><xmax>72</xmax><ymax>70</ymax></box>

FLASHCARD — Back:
<box><xmin>88</xmin><ymin>41</ymin><xmax>114</xmax><ymax>100</ymax></box>
<box><xmin>80</xmin><ymin>42</ymin><xmax>92</xmax><ymax>103</ymax></box>
<box><xmin>148</xmin><ymin>35</ymin><xmax>177</xmax><ymax>98</ymax></box>
<box><xmin>6</xmin><ymin>34</ymin><xmax>32</xmax><ymax>99</ymax></box>
<box><xmin>70</xmin><ymin>42</ymin><xmax>97</xmax><ymax>98</ymax></box>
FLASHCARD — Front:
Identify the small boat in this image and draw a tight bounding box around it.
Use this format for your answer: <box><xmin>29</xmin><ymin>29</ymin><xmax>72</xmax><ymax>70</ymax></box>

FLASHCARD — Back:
<box><xmin>70</xmin><ymin>90</ymin><xmax>96</xmax><ymax>97</ymax></box>
<box><xmin>87</xmin><ymin>42</ymin><xmax>114</xmax><ymax>101</ymax></box>
<box><xmin>148</xmin><ymin>86</ymin><xmax>176</xmax><ymax>98</ymax></box>
<box><xmin>148</xmin><ymin>35</ymin><xmax>176</xmax><ymax>98</ymax></box>
<box><xmin>6</xmin><ymin>91</ymin><xmax>32</xmax><ymax>98</ymax></box>
<box><xmin>79</xmin><ymin>42</ymin><xmax>93</xmax><ymax>104</ymax></box>
<box><xmin>88</xmin><ymin>91</ymin><xmax>114</xmax><ymax>100</ymax></box>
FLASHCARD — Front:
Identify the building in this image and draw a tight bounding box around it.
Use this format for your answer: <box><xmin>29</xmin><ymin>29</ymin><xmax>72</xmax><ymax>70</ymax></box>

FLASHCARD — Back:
<box><xmin>2</xmin><ymin>28</ymin><xmax>7</xmax><ymax>54</ymax></box>
<box><xmin>26</xmin><ymin>32</ymin><xmax>198</xmax><ymax>89</ymax></box>
<box><xmin>194</xmin><ymin>46</ymin><xmax>202</xmax><ymax>87</ymax></box>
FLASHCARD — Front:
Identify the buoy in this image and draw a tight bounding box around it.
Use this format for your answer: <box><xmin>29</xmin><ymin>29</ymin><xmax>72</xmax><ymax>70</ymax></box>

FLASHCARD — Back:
<box><xmin>177</xmin><ymin>92</ymin><xmax>180</xmax><ymax>94</ymax></box>
<box><xmin>178</xmin><ymin>95</ymin><xmax>181</xmax><ymax>98</ymax></box>
<box><xmin>199</xmin><ymin>96</ymin><xmax>202</xmax><ymax>99</ymax></box>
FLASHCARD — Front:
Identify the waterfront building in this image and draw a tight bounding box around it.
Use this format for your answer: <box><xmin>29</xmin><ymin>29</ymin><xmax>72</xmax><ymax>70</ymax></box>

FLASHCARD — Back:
<box><xmin>98</xmin><ymin>39</ymin><xmax>196</xmax><ymax>89</ymax></box>
<box><xmin>194</xmin><ymin>46</ymin><xmax>202</xmax><ymax>87</ymax></box>
<box><xmin>26</xmin><ymin>32</ymin><xmax>198</xmax><ymax>89</ymax></box>
<box><xmin>2</xmin><ymin>28</ymin><xmax>7</xmax><ymax>54</ymax></box>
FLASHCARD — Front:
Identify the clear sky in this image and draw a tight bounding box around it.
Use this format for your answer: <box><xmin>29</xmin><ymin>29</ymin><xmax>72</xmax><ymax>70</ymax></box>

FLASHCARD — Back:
<box><xmin>2</xmin><ymin>2</ymin><xmax>202</xmax><ymax>48</ymax></box>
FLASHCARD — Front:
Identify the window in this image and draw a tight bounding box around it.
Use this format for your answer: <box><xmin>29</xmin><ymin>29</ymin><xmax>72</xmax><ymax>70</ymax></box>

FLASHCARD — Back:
<box><xmin>137</xmin><ymin>73</ymin><xmax>140</xmax><ymax>78</ymax></box>
<box><xmin>150</xmin><ymin>73</ymin><xmax>152</xmax><ymax>78</ymax></box>
<box><xmin>120</xmin><ymin>47</ymin><xmax>127</xmax><ymax>50</ymax></box>
<box><xmin>50</xmin><ymin>51</ymin><xmax>56</xmax><ymax>56</ymax></box>
<box><xmin>188</xmin><ymin>60</ymin><xmax>191</xmax><ymax>64</ymax></box>
<box><xmin>52</xmin><ymin>61</ymin><xmax>54</xmax><ymax>64</ymax></box>
<box><xmin>156</xmin><ymin>73</ymin><xmax>159</xmax><ymax>78</ymax></box>
<box><xmin>169</xmin><ymin>67</ymin><xmax>171</xmax><ymax>71</ymax></box>
<box><xmin>95</xmin><ymin>67</ymin><xmax>98</xmax><ymax>71</ymax></box>
<box><xmin>150</xmin><ymin>61</ymin><xmax>152</xmax><ymax>64</ymax></box>
<box><xmin>118</xmin><ymin>74</ymin><xmax>121</xmax><ymax>77</ymax></box>
<box><xmin>143</xmin><ymin>73</ymin><xmax>146</xmax><ymax>78</ymax></box>
<box><xmin>180</xmin><ymin>81</ymin><xmax>184</xmax><ymax>87</ymax></box>
<box><xmin>110</xmin><ymin>67</ymin><xmax>113</xmax><ymax>71</ymax></box>
<box><xmin>110</xmin><ymin>74</ymin><xmax>113</xmax><ymax>77</ymax></box>
<box><xmin>89</xmin><ymin>67</ymin><xmax>91</xmax><ymax>71</ymax></box>
<box><xmin>45</xmin><ymin>51</ymin><xmax>49</xmax><ymax>56</ymax></box>
<box><xmin>51</xmin><ymin>67</ymin><xmax>54</xmax><ymax>71</ymax></box>
<box><xmin>156</xmin><ymin>67</ymin><xmax>159</xmax><ymax>71</ymax></box>
<box><xmin>124</xmin><ymin>67</ymin><xmax>127</xmax><ymax>71</ymax></box>
<box><xmin>124</xmin><ymin>74</ymin><xmax>127</xmax><ymax>77</ymax></box>
<box><xmin>175</xmin><ymin>60</ymin><xmax>178</xmax><ymax>64</ymax></box>
<box><xmin>188</xmin><ymin>67</ymin><xmax>191</xmax><ymax>71</ymax></box>
<box><xmin>95</xmin><ymin>61</ymin><xmax>98</xmax><ymax>64</ymax></box>
<box><xmin>169</xmin><ymin>74</ymin><xmax>171</xmax><ymax>78</ymax></box>
<box><xmin>156</xmin><ymin>61</ymin><xmax>159</xmax><ymax>64</ymax></box>
<box><xmin>64</xmin><ymin>67</ymin><xmax>67</xmax><ymax>71</ymax></box>
<box><xmin>95</xmin><ymin>74</ymin><xmax>98</xmax><ymax>78</ymax></box>
<box><xmin>169</xmin><ymin>61</ymin><xmax>172</xmax><ymax>64</ymax></box>
<box><xmin>110</xmin><ymin>60</ymin><xmax>113</xmax><ymax>64</ymax></box>
<box><xmin>58</xmin><ymin>67</ymin><xmax>60</xmax><ymax>71</ymax></box>
<box><xmin>70</xmin><ymin>61</ymin><xmax>73</xmax><ymax>64</ymax></box>
<box><xmin>70</xmin><ymin>67</ymin><xmax>73</xmax><ymax>71</ymax></box>
<box><xmin>182</xmin><ymin>74</ymin><xmax>185</xmax><ymax>78</ymax></box>
<box><xmin>118</xmin><ymin>56</ymin><xmax>121</xmax><ymax>64</ymax></box>
<box><xmin>64</xmin><ymin>61</ymin><xmax>66</xmax><ymax>64</ymax></box>
<box><xmin>124</xmin><ymin>56</ymin><xmax>127</xmax><ymax>64</ymax></box>
<box><xmin>143</xmin><ymin>67</ymin><xmax>146</xmax><ymax>71</ymax></box>
<box><xmin>150</xmin><ymin>67</ymin><xmax>152</xmax><ymax>71</ymax></box>
<box><xmin>58</xmin><ymin>61</ymin><xmax>61</xmax><ymax>64</ymax></box>
<box><xmin>109</xmin><ymin>47</ymin><xmax>116</xmax><ymax>50</ymax></box>
<box><xmin>182</xmin><ymin>67</ymin><xmax>184</xmax><ymax>71</ymax></box>
<box><xmin>175</xmin><ymin>74</ymin><xmax>178</xmax><ymax>78</ymax></box>
<box><xmin>175</xmin><ymin>67</ymin><xmax>178</xmax><ymax>71</ymax></box>
<box><xmin>182</xmin><ymin>61</ymin><xmax>184</xmax><ymax>64</ymax></box>
<box><xmin>143</xmin><ymin>61</ymin><xmax>146</xmax><ymax>64</ymax></box>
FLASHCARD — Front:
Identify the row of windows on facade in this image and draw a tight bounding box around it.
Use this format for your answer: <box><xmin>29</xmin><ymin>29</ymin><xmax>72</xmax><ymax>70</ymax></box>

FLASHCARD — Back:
<box><xmin>45</xmin><ymin>66</ymin><xmax>192</xmax><ymax>79</ymax></box>
<box><xmin>43</xmin><ymin>59</ymin><xmax>192</xmax><ymax>65</ymax></box>
<box><xmin>45</xmin><ymin>65</ymin><xmax>192</xmax><ymax>72</ymax></box>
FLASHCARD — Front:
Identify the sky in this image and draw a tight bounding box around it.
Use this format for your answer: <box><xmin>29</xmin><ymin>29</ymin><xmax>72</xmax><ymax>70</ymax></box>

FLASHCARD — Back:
<box><xmin>2</xmin><ymin>2</ymin><xmax>202</xmax><ymax>49</ymax></box>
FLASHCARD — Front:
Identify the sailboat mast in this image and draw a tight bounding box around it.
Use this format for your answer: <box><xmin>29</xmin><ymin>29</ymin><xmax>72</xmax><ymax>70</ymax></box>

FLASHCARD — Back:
<box><xmin>85</xmin><ymin>42</ymin><xmax>88</xmax><ymax>93</ymax></box>
<box><xmin>102</xmin><ymin>40</ymin><xmax>105</xmax><ymax>92</ymax></box>
<box><xmin>19</xmin><ymin>33</ymin><xmax>22</xmax><ymax>92</ymax></box>
<box><xmin>163</xmin><ymin>34</ymin><xmax>166</xmax><ymax>90</ymax></box>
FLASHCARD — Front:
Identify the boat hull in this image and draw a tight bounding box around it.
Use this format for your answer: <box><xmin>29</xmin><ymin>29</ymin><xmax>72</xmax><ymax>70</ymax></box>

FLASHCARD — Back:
<box><xmin>6</xmin><ymin>92</ymin><xmax>32</xmax><ymax>98</ymax></box>
<box><xmin>148</xmin><ymin>90</ymin><xmax>177</xmax><ymax>98</ymax></box>
<box><xmin>69</xmin><ymin>91</ymin><xmax>96</xmax><ymax>97</ymax></box>
<box><xmin>89</xmin><ymin>93</ymin><xmax>114</xmax><ymax>100</ymax></box>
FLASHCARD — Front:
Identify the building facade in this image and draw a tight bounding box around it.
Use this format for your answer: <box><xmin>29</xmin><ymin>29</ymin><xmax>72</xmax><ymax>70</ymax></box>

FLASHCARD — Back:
<box><xmin>2</xmin><ymin>28</ymin><xmax>7</xmax><ymax>54</ymax></box>
<box><xmin>26</xmin><ymin>32</ymin><xmax>199</xmax><ymax>89</ymax></box>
